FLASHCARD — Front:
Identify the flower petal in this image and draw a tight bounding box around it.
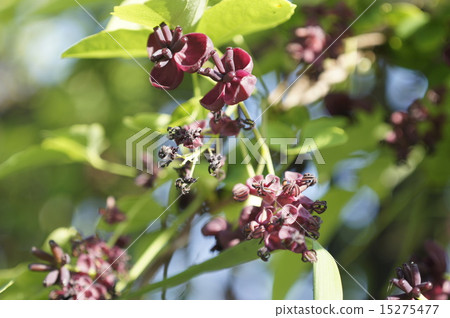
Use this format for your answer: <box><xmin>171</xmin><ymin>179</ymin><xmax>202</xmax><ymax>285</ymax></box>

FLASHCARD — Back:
<box><xmin>284</xmin><ymin>171</ymin><xmax>303</xmax><ymax>181</ymax></box>
<box><xmin>147</xmin><ymin>32</ymin><xmax>163</xmax><ymax>58</ymax></box>
<box><xmin>223</xmin><ymin>70</ymin><xmax>257</xmax><ymax>105</ymax></box>
<box><xmin>200</xmin><ymin>82</ymin><xmax>226</xmax><ymax>111</ymax></box>
<box><xmin>43</xmin><ymin>269</ymin><xmax>59</xmax><ymax>287</ymax></box>
<box><xmin>231</xmin><ymin>48</ymin><xmax>253</xmax><ymax>73</ymax></box>
<box><xmin>175</xmin><ymin>33</ymin><xmax>214</xmax><ymax>73</ymax></box>
<box><xmin>150</xmin><ymin>60</ymin><xmax>184</xmax><ymax>90</ymax></box>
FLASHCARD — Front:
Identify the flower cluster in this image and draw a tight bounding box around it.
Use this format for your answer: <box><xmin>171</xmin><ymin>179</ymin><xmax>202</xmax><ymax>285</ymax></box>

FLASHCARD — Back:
<box><xmin>147</xmin><ymin>22</ymin><xmax>259</xmax><ymax>196</ymax></box>
<box><xmin>147</xmin><ymin>23</ymin><xmax>256</xmax><ymax>111</ymax></box>
<box><xmin>203</xmin><ymin>171</ymin><xmax>327</xmax><ymax>262</ymax></box>
<box><xmin>157</xmin><ymin>111</ymin><xmax>253</xmax><ymax>194</ymax></box>
<box><xmin>287</xmin><ymin>2</ymin><xmax>354</xmax><ymax>66</ymax></box>
<box><xmin>385</xmin><ymin>90</ymin><xmax>446</xmax><ymax>162</ymax></box>
<box><xmin>29</xmin><ymin>236</ymin><xmax>129</xmax><ymax>300</ymax></box>
<box><xmin>387</xmin><ymin>262</ymin><xmax>433</xmax><ymax>300</ymax></box>
<box><xmin>286</xmin><ymin>25</ymin><xmax>326</xmax><ymax>64</ymax></box>
<box><xmin>412</xmin><ymin>241</ymin><xmax>450</xmax><ymax>300</ymax></box>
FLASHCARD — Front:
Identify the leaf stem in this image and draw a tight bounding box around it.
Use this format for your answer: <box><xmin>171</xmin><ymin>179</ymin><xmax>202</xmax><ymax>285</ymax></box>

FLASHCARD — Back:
<box><xmin>238</xmin><ymin>102</ymin><xmax>275</xmax><ymax>175</ymax></box>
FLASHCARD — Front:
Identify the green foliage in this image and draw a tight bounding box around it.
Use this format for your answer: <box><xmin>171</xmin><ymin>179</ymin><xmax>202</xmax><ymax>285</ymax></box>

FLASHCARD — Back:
<box><xmin>2</xmin><ymin>0</ymin><xmax>450</xmax><ymax>301</ymax></box>
<box><xmin>128</xmin><ymin>239</ymin><xmax>261</xmax><ymax>297</ymax></box>
<box><xmin>196</xmin><ymin>0</ymin><xmax>296</xmax><ymax>46</ymax></box>
<box><xmin>63</xmin><ymin>0</ymin><xmax>295</xmax><ymax>58</ymax></box>
<box><xmin>113</xmin><ymin>0</ymin><xmax>208</xmax><ymax>31</ymax></box>
<box><xmin>0</xmin><ymin>147</ymin><xmax>71</xmax><ymax>180</ymax></box>
<box><xmin>312</xmin><ymin>240</ymin><xmax>343</xmax><ymax>300</ymax></box>
<box><xmin>62</xmin><ymin>29</ymin><xmax>149</xmax><ymax>59</ymax></box>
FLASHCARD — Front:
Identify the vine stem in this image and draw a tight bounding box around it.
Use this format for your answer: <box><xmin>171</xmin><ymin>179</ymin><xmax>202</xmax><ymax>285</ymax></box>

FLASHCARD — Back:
<box><xmin>238</xmin><ymin>102</ymin><xmax>275</xmax><ymax>175</ymax></box>
<box><xmin>238</xmin><ymin>133</ymin><xmax>256</xmax><ymax>178</ymax></box>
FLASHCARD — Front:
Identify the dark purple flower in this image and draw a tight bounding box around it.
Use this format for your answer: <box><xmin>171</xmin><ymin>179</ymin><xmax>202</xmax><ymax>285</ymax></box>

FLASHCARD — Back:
<box><xmin>29</xmin><ymin>240</ymin><xmax>71</xmax><ymax>288</ymax></box>
<box><xmin>246</xmin><ymin>174</ymin><xmax>281</xmax><ymax>204</ymax></box>
<box><xmin>99</xmin><ymin>196</ymin><xmax>126</xmax><ymax>224</ymax></box>
<box><xmin>387</xmin><ymin>262</ymin><xmax>433</xmax><ymax>300</ymax></box>
<box><xmin>201</xmin><ymin>217</ymin><xmax>243</xmax><ymax>251</ymax></box>
<box><xmin>234</xmin><ymin>172</ymin><xmax>325</xmax><ymax>262</ymax></box>
<box><xmin>199</xmin><ymin>48</ymin><xmax>257</xmax><ymax>111</ymax></box>
<box><xmin>209</xmin><ymin>113</ymin><xmax>241</xmax><ymax>136</ymax></box>
<box><xmin>147</xmin><ymin>23</ymin><xmax>213</xmax><ymax>90</ymax></box>
<box><xmin>167</xmin><ymin>120</ymin><xmax>206</xmax><ymax>149</ymax></box>
<box><xmin>413</xmin><ymin>241</ymin><xmax>450</xmax><ymax>300</ymax></box>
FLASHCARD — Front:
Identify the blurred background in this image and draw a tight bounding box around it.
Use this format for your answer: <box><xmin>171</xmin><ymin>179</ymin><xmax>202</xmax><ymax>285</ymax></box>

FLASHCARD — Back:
<box><xmin>0</xmin><ymin>0</ymin><xmax>449</xmax><ymax>299</ymax></box>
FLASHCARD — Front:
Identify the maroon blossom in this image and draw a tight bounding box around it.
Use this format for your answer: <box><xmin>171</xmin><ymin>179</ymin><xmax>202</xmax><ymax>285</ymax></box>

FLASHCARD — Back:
<box><xmin>232</xmin><ymin>183</ymin><xmax>250</xmax><ymax>202</ymax></box>
<box><xmin>30</xmin><ymin>235</ymin><xmax>130</xmax><ymax>300</ymax></box>
<box><xmin>201</xmin><ymin>217</ymin><xmax>243</xmax><ymax>251</ymax></box>
<box><xmin>199</xmin><ymin>48</ymin><xmax>257</xmax><ymax>112</ymax></box>
<box><xmin>167</xmin><ymin>120</ymin><xmax>206</xmax><ymax>149</ymax></box>
<box><xmin>387</xmin><ymin>262</ymin><xmax>433</xmax><ymax>300</ymax></box>
<box><xmin>204</xmin><ymin>171</ymin><xmax>326</xmax><ymax>262</ymax></box>
<box><xmin>29</xmin><ymin>240</ymin><xmax>71</xmax><ymax>288</ymax></box>
<box><xmin>286</xmin><ymin>25</ymin><xmax>326</xmax><ymax>64</ymax></box>
<box><xmin>99</xmin><ymin>196</ymin><xmax>126</xmax><ymax>224</ymax></box>
<box><xmin>413</xmin><ymin>241</ymin><xmax>450</xmax><ymax>300</ymax></box>
<box><xmin>147</xmin><ymin>23</ymin><xmax>213</xmax><ymax>90</ymax></box>
<box><xmin>209</xmin><ymin>113</ymin><xmax>241</xmax><ymax>137</ymax></box>
<box><xmin>246</xmin><ymin>174</ymin><xmax>281</xmax><ymax>204</ymax></box>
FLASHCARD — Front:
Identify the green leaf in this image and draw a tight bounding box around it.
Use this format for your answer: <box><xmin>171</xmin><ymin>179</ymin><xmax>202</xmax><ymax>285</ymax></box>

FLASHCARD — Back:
<box><xmin>0</xmin><ymin>147</ymin><xmax>71</xmax><ymax>180</ymax></box>
<box><xmin>286</xmin><ymin>117</ymin><xmax>348</xmax><ymax>155</ymax></box>
<box><xmin>123</xmin><ymin>112</ymin><xmax>172</xmax><ymax>132</ymax></box>
<box><xmin>113</xmin><ymin>0</ymin><xmax>207</xmax><ymax>31</ymax></box>
<box><xmin>196</xmin><ymin>0</ymin><xmax>296</xmax><ymax>46</ymax></box>
<box><xmin>0</xmin><ymin>264</ymin><xmax>49</xmax><ymax>300</ymax></box>
<box><xmin>386</xmin><ymin>3</ymin><xmax>430</xmax><ymax>39</ymax></box>
<box><xmin>0</xmin><ymin>281</ymin><xmax>14</xmax><ymax>294</ymax></box>
<box><xmin>42</xmin><ymin>124</ymin><xmax>107</xmax><ymax>161</ymax></box>
<box><xmin>312</xmin><ymin>240</ymin><xmax>343</xmax><ymax>300</ymax></box>
<box><xmin>271</xmin><ymin>251</ymin><xmax>309</xmax><ymax>299</ymax></box>
<box><xmin>41</xmin><ymin>227</ymin><xmax>79</xmax><ymax>253</ymax></box>
<box><xmin>169</xmin><ymin>97</ymin><xmax>209</xmax><ymax>127</ymax></box>
<box><xmin>62</xmin><ymin>29</ymin><xmax>149</xmax><ymax>59</ymax></box>
<box><xmin>128</xmin><ymin>239</ymin><xmax>261</xmax><ymax>297</ymax></box>
<box><xmin>111</xmin><ymin>4</ymin><xmax>165</xmax><ymax>29</ymax></box>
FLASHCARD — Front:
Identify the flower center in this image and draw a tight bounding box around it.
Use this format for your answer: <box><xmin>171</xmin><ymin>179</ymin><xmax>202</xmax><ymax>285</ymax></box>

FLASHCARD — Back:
<box><xmin>223</xmin><ymin>71</ymin><xmax>237</xmax><ymax>83</ymax></box>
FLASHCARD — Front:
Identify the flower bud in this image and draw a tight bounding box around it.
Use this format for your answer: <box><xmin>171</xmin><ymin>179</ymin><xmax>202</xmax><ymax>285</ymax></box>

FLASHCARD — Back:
<box><xmin>232</xmin><ymin>183</ymin><xmax>250</xmax><ymax>202</ymax></box>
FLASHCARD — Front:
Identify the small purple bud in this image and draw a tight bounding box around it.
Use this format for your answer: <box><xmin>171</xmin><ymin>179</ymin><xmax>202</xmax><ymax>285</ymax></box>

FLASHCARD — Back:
<box><xmin>232</xmin><ymin>183</ymin><xmax>250</xmax><ymax>202</ymax></box>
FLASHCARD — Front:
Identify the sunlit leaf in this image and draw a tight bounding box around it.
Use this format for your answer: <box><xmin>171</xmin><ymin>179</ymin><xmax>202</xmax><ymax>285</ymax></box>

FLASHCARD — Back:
<box><xmin>196</xmin><ymin>0</ymin><xmax>296</xmax><ymax>46</ymax></box>
<box><xmin>285</xmin><ymin>117</ymin><xmax>348</xmax><ymax>155</ymax></box>
<box><xmin>62</xmin><ymin>29</ymin><xmax>149</xmax><ymax>59</ymax></box>
<box><xmin>312</xmin><ymin>240</ymin><xmax>343</xmax><ymax>300</ymax></box>
<box><xmin>123</xmin><ymin>112</ymin><xmax>172</xmax><ymax>132</ymax></box>
<box><xmin>113</xmin><ymin>0</ymin><xmax>207</xmax><ymax>31</ymax></box>
<box><xmin>128</xmin><ymin>239</ymin><xmax>261</xmax><ymax>297</ymax></box>
<box><xmin>0</xmin><ymin>147</ymin><xmax>71</xmax><ymax>180</ymax></box>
